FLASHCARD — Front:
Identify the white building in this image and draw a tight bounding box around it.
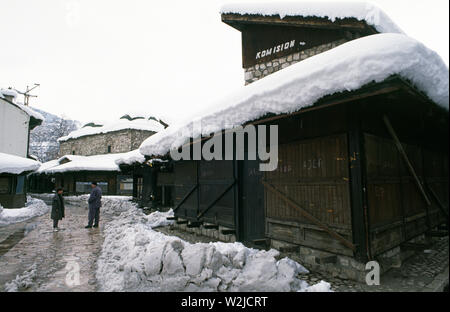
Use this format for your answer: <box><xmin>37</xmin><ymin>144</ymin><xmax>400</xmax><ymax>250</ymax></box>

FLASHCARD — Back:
<box><xmin>0</xmin><ymin>88</ymin><xmax>43</xmax><ymax>208</ymax></box>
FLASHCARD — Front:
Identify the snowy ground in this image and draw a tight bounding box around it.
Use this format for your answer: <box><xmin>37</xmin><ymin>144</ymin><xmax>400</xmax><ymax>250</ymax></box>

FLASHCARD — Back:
<box><xmin>0</xmin><ymin>195</ymin><xmax>331</xmax><ymax>292</ymax></box>
<box><xmin>0</xmin><ymin>196</ymin><xmax>49</xmax><ymax>227</ymax></box>
<box><xmin>96</xmin><ymin>199</ymin><xmax>332</xmax><ymax>292</ymax></box>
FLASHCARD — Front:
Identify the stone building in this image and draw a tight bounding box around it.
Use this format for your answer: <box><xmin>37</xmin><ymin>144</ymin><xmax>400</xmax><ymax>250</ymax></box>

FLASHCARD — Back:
<box><xmin>58</xmin><ymin>116</ymin><xmax>166</xmax><ymax>156</ymax></box>
<box><xmin>29</xmin><ymin>115</ymin><xmax>167</xmax><ymax>195</ymax></box>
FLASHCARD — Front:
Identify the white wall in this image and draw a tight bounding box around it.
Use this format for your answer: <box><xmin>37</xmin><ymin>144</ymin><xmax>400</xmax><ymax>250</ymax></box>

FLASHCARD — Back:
<box><xmin>0</xmin><ymin>98</ymin><xmax>30</xmax><ymax>157</ymax></box>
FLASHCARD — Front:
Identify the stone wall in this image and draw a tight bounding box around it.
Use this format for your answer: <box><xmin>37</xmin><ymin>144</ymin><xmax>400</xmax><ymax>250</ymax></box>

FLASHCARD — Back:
<box><xmin>59</xmin><ymin>129</ymin><xmax>155</xmax><ymax>156</ymax></box>
<box><xmin>244</xmin><ymin>38</ymin><xmax>349</xmax><ymax>85</ymax></box>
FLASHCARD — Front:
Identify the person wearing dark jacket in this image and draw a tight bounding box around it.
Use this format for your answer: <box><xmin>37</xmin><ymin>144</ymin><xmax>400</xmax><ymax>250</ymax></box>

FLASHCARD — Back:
<box><xmin>85</xmin><ymin>182</ymin><xmax>102</xmax><ymax>228</ymax></box>
<box><xmin>51</xmin><ymin>188</ymin><xmax>65</xmax><ymax>232</ymax></box>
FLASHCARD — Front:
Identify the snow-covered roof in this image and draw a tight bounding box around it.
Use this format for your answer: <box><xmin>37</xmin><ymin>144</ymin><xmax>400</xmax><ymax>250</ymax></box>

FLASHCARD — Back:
<box><xmin>0</xmin><ymin>152</ymin><xmax>41</xmax><ymax>175</ymax></box>
<box><xmin>57</xmin><ymin>118</ymin><xmax>164</xmax><ymax>142</ymax></box>
<box><xmin>0</xmin><ymin>89</ymin><xmax>45</xmax><ymax>122</ymax></box>
<box><xmin>139</xmin><ymin>33</ymin><xmax>449</xmax><ymax>157</ymax></box>
<box><xmin>35</xmin><ymin>158</ymin><xmax>60</xmax><ymax>173</ymax></box>
<box><xmin>115</xmin><ymin>149</ymin><xmax>146</xmax><ymax>166</ymax></box>
<box><xmin>38</xmin><ymin>153</ymin><xmax>130</xmax><ymax>174</ymax></box>
<box><xmin>220</xmin><ymin>1</ymin><xmax>403</xmax><ymax>34</ymax></box>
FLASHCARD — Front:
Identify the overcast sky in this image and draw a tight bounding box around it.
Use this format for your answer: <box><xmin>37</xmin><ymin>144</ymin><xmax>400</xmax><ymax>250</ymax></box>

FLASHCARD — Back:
<box><xmin>1</xmin><ymin>0</ymin><xmax>448</xmax><ymax>126</ymax></box>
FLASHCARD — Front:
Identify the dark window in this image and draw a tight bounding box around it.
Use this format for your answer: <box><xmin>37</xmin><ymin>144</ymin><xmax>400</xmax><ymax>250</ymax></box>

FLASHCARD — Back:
<box><xmin>72</xmin><ymin>150</ymin><xmax>75</xmax><ymax>155</ymax></box>
<box><xmin>0</xmin><ymin>177</ymin><xmax>11</xmax><ymax>194</ymax></box>
<box><xmin>137</xmin><ymin>177</ymin><xmax>143</xmax><ymax>199</ymax></box>
<box><xmin>107</xmin><ymin>145</ymin><xmax>112</xmax><ymax>153</ymax></box>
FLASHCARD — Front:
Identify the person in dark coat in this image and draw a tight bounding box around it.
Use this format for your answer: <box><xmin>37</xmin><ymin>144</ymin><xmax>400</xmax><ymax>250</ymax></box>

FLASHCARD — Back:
<box><xmin>85</xmin><ymin>182</ymin><xmax>102</xmax><ymax>228</ymax></box>
<box><xmin>51</xmin><ymin>188</ymin><xmax>65</xmax><ymax>232</ymax></box>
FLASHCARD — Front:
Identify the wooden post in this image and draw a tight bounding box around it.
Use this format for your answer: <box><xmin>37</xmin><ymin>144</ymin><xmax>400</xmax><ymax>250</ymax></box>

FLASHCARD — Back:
<box><xmin>173</xmin><ymin>184</ymin><xmax>198</xmax><ymax>212</ymax></box>
<box><xmin>348</xmin><ymin>104</ymin><xmax>371</xmax><ymax>261</ymax></box>
<box><xmin>383</xmin><ymin>115</ymin><xmax>432</xmax><ymax>206</ymax></box>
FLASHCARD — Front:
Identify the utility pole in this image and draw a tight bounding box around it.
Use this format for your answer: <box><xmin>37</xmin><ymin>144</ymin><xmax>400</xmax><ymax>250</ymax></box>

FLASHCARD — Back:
<box><xmin>15</xmin><ymin>83</ymin><xmax>40</xmax><ymax>106</ymax></box>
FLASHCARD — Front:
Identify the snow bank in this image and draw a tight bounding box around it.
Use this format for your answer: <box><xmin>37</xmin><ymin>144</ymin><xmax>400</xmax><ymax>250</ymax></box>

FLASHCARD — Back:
<box><xmin>96</xmin><ymin>205</ymin><xmax>330</xmax><ymax>292</ymax></box>
<box><xmin>58</xmin><ymin>118</ymin><xmax>164</xmax><ymax>142</ymax></box>
<box><xmin>61</xmin><ymin>195</ymin><xmax>134</xmax><ymax>215</ymax></box>
<box><xmin>0</xmin><ymin>152</ymin><xmax>41</xmax><ymax>174</ymax></box>
<box><xmin>4</xmin><ymin>264</ymin><xmax>37</xmax><ymax>292</ymax></box>
<box><xmin>0</xmin><ymin>197</ymin><xmax>49</xmax><ymax>227</ymax></box>
<box><xmin>220</xmin><ymin>1</ymin><xmax>403</xmax><ymax>34</ymax></box>
<box><xmin>139</xmin><ymin>33</ymin><xmax>449</xmax><ymax>157</ymax></box>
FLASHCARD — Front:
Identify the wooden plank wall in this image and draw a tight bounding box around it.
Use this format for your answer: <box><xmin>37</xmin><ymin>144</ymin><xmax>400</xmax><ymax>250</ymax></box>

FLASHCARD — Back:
<box><xmin>365</xmin><ymin>134</ymin><xmax>448</xmax><ymax>256</ymax></box>
<box><xmin>265</xmin><ymin>133</ymin><xmax>354</xmax><ymax>256</ymax></box>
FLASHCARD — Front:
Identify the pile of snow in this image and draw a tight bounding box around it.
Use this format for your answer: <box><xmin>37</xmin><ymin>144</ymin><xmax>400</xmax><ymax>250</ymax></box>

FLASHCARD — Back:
<box><xmin>0</xmin><ymin>89</ymin><xmax>44</xmax><ymax>122</ymax></box>
<box><xmin>96</xmin><ymin>206</ymin><xmax>331</xmax><ymax>292</ymax></box>
<box><xmin>0</xmin><ymin>196</ymin><xmax>49</xmax><ymax>227</ymax></box>
<box><xmin>61</xmin><ymin>195</ymin><xmax>134</xmax><ymax>215</ymax></box>
<box><xmin>4</xmin><ymin>264</ymin><xmax>37</xmax><ymax>292</ymax></box>
<box><xmin>139</xmin><ymin>33</ymin><xmax>449</xmax><ymax>157</ymax></box>
<box><xmin>220</xmin><ymin>1</ymin><xmax>404</xmax><ymax>34</ymax></box>
<box><xmin>58</xmin><ymin>118</ymin><xmax>164</xmax><ymax>142</ymax></box>
<box><xmin>0</xmin><ymin>152</ymin><xmax>41</xmax><ymax>174</ymax></box>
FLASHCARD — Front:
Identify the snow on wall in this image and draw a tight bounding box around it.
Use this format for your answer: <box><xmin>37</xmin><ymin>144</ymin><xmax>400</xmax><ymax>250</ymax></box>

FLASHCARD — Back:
<box><xmin>96</xmin><ymin>202</ymin><xmax>332</xmax><ymax>292</ymax></box>
<box><xmin>139</xmin><ymin>33</ymin><xmax>449</xmax><ymax>157</ymax></box>
<box><xmin>57</xmin><ymin>118</ymin><xmax>164</xmax><ymax>142</ymax></box>
<box><xmin>220</xmin><ymin>1</ymin><xmax>403</xmax><ymax>34</ymax></box>
<box><xmin>0</xmin><ymin>152</ymin><xmax>41</xmax><ymax>174</ymax></box>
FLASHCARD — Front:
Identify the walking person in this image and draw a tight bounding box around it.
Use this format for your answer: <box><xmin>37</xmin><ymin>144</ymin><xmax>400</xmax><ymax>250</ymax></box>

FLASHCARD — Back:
<box><xmin>51</xmin><ymin>188</ymin><xmax>65</xmax><ymax>232</ymax></box>
<box><xmin>85</xmin><ymin>182</ymin><xmax>102</xmax><ymax>228</ymax></box>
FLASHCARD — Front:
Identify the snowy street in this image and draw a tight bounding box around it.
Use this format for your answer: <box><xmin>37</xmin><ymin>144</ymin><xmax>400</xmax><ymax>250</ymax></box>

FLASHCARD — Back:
<box><xmin>0</xmin><ymin>196</ymin><xmax>110</xmax><ymax>291</ymax></box>
<box><xmin>0</xmin><ymin>196</ymin><xmax>332</xmax><ymax>292</ymax></box>
<box><xmin>0</xmin><ymin>195</ymin><xmax>448</xmax><ymax>292</ymax></box>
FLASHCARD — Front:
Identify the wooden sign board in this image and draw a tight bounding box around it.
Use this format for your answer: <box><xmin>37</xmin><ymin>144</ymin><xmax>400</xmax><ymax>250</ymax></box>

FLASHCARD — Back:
<box><xmin>241</xmin><ymin>24</ymin><xmax>345</xmax><ymax>68</ymax></box>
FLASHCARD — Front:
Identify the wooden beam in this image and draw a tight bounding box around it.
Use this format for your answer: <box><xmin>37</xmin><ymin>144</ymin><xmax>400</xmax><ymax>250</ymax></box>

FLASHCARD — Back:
<box><xmin>187</xmin><ymin>221</ymin><xmax>202</xmax><ymax>228</ymax></box>
<box><xmin>203</xmin><ymin>224</ymin><xmax>219</xmax><ymax>229</ymax></box>
<box><xmin>173</xmin><ymin>183</ymin><xmax>198</xmax><ymax>212</ymax></box>
<box><xmin>262</xmin><ymin>180</ymin><xmax>356</xmax><ymax>251</ymax></box>
<box><xmin>221</xmin><ymin>229</ymin><xmax>236</xmax><ymax>235</ymax></box>
<box><xmin>425</xmin><ymin>184</ymin><xmax>449</xmax><ymax>220</ymax></box>
<box><xmin>221</xmin><ymin>14</ymin><xmax>371</xmax><ymax>31</ymax></box>
<box><xmin>382</xmin><ymin>115</ymin><xmax>432</xmax><ymax>206</ymax></box>
<box><xmin>348</xmin><ymin>104</ymin><xmax>371</xmax><ymax>261</ymax></box>
<box><xmin>197</xmin><ymin>181</ymin><xmax>236</xmax><ymax>219</ymax></box>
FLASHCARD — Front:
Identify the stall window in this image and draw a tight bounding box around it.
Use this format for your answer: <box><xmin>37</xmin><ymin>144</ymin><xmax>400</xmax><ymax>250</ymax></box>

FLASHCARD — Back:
<box><xmin>16</xmin><ymin>176</ymin><xmax>25</xmax><ymax>194</ymax></box>
<box><xmin>137</xmin><ymin>177</ymin><xmax>143</xmax><ymax>199</ymax></box>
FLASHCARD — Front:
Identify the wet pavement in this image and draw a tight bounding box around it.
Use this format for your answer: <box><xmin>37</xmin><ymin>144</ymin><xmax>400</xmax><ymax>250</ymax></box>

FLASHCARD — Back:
<box><xmin>0</xmin><ymin>199</ymin><xmax>111</xmax><ymax>292</ymax></box>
